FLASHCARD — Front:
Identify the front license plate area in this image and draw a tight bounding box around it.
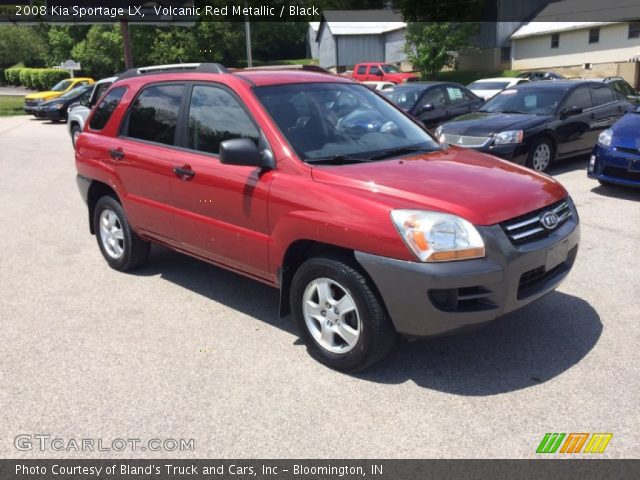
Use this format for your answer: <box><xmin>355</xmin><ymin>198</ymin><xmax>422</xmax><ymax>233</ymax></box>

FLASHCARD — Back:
<box><xmin>545</xmin><ymin>241</ymin><xmax>568</xmax><ymax>271</ymax></box>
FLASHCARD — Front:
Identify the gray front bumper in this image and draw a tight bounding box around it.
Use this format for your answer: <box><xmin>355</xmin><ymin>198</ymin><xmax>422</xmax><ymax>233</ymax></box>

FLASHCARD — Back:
<box><xmin>355</xmin><ymin>213</ymin><xmax>580</xmax><ymax>337</ymax></box>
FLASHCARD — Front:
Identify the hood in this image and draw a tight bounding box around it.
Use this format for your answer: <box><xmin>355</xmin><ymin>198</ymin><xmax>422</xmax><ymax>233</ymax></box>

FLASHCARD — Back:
<box><xmin>387</xmin><ymin>72</ymin><xmax>418</xmax><ymax>80</ymax></box>
<box><xmin>25</xmin><ymin>91</ymin><xmax>60</xmax><ymax>101</ymax></box>
<box><xmin>40</xmin><ymin>97</ymin><xmax>65</xmax><ymax>107</ymax></box>
<box><xmin>442</xmin><ymin>112</ymin><xmax>551</xmax><ymax>136</ymax></box>
<box><xmin>611</xmin><ymin>111</ymin><xmax>640</xmax><ymax>149</ymax></box>
<box><xmin>311</xmin><ymin>146</ymin><xmax>567</xmax><ymax>226</ymax></box>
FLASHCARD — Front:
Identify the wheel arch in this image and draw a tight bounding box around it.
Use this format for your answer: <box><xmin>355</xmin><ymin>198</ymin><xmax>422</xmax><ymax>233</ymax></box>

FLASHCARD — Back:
<box><xmin>277</xmin><ymin>240</ymin><xmax>387</xmax><ymax>319</ymax></box>
<box><xmin>86</xmin><ymin>180</ymin><xmax>119</xmax><ymax>235</ymax></box>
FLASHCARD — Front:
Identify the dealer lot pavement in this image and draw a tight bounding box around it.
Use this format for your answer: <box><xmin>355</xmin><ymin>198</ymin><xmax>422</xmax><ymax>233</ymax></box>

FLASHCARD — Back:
<box><xmin>1</xmin><ymin>116</ymin><xmax>638</xmax><ymax>458</ymax></box>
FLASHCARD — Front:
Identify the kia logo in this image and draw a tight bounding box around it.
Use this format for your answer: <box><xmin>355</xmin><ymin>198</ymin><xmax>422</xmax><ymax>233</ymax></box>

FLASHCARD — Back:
<box><xmin>540</xmin><ymin>211</ymin><xmax>559</xmax><ymax>230</ymax></box>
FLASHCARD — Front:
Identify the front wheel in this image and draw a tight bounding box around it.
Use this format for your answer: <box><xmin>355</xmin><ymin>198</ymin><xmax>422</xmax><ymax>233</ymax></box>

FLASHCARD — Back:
<box><xmin>290</xmin><ymin>256</ymin><xmax>396</xmax><ymax>371</ymax></box>
<box><xmin>526</xmin><ymin>138</ymin><xmax>554</xmax><ymax>172</ymax></box>
<box><xmin>71</xmin><ymin>124</ymin><xmax>82</xmax><ymax>147</ymax></box>
<box><xmin>93</xmin><ymin>195</ymin><xmax>150</xmax><ymax>272</ymax></box>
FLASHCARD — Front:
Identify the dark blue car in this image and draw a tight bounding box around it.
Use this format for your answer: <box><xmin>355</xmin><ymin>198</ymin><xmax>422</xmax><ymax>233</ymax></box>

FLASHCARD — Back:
<box><xmin>589</xmin><ymin>107</ymin><xmax>640</xmax><ymax>188</ymax></box>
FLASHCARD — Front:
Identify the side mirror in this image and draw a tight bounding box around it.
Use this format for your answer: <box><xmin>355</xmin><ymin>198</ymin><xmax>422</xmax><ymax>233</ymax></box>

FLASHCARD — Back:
<box><xmin>375</xmin><ymin>70</ymin><xmax>383</xmax><ymax>77</ymax></box>
<box><xmin>416</xmin><ymin>103</ymin><xmax>435</xmax><ymax>115</ymax></box>
<box><xmin>562</xmin><ymin>106</ymin><xmax>583</xmax><ymax>118</ymax></box>
<box><xmin>219</xmin><ymin>138</ymin><xmax>274</xmax><ymax>169</ymax></box>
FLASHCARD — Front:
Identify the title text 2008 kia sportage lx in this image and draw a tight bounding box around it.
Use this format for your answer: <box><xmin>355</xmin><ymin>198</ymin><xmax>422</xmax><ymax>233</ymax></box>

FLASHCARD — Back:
<box><xmin>75</xmin><ymin>64</ymin><xmax>580</xmax><ymax>371</ymax></box>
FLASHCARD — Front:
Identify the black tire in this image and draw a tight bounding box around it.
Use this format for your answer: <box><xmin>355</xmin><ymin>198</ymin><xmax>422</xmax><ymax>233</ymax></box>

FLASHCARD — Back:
<box><xmin>71</xmin><ymin>124</ymin><xmax>82</xmax><ymax>147</ymax></box>
<box><xmin>598</xmin><ymin>179</ymin><xmax>614</xmax><ymax>187</ymax></box>
<box><xmin>93</xmin><ymin>195</ymin><xmax>150</xmax><ymax>272</ymax></box>
<box><xmin>290</xmin><ymin>255</ymin><xmax>396</xmax><ymax>372</ymax></box>
<box><xmin>526</xmin><ymin>137</ymin><xmax>555</xmax><ymax>172</ymax></box>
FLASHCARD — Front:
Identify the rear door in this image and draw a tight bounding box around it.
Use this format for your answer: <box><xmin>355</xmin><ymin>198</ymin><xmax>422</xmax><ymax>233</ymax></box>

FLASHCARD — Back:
<box><xmin>169</xmin><ymin>83</ymin><xmax>272</xmax><ymax>278</ymax></box>
<box><xmin>114</xmin><ymin>83</ymin><xmax>186</xmax><ymax>241</ymax></box>
<box><xmin>589</xmin><ymin>83</ymin><xmax>627</xmax><ymax>132</ymax></box>
<box><xmin>555</xmin><ymin>84</ymin><xmax>595</xmax><ymax>157</ymax></box>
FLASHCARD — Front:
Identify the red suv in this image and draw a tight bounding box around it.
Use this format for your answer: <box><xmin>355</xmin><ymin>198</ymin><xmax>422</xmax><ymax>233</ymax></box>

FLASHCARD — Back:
<box><xmin>75</xmin><ymin>63</ymin><xmax>580</xmax><ymax>371</ymax></box>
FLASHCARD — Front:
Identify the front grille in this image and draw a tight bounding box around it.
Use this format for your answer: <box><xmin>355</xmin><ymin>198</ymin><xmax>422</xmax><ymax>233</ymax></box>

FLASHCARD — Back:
<box><xmin>614</xmin><ymin>146</ymin><xmax>640</xmax><ymax>155</ymax></box>
<box><xmin>25</xmin><ymin>100</ymin><xmax>37</xmax><ymax>107</ymax></box>
<box><xmin>501</xmin><ymin>199</ymin><xmax>572</xmax><ymax>245</ymax></box>
<box><xmin>441</xmin><ymin>133</ymin><xmax>491</xmax><ymax>148</ymax></box>
<box><xmin>603</xmin><ymin>165</ymin><xmax>640</xmax><ymax>182</ymax></box>
<box><xmin>428</xmin><ymin>286</ymin><xmax>497</xmax><ymax>312</ymax></box>
<box><xmin>517</xmin><ymin>246</ymin><xmax>577</xmax><ymax>300</ymax></box>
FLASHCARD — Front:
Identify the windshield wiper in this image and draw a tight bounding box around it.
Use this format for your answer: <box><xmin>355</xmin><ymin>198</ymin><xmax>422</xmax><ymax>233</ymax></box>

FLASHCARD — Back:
<box><xmin>367</xmin><ymin>145</ymin><xmax>436</xmax><ymax>161</ymax></box>
<box><xmin>306</xmin><ymin>155</ymin><xmax>371</xmax><ymax>165</ymax></box>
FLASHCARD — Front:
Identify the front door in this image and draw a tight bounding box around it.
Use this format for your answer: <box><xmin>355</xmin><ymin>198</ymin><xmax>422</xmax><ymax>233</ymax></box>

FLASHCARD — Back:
<box><xmin>169</xmin><ymin>83</ymin><xmax>272</xmax><ymax>279</ymax></box>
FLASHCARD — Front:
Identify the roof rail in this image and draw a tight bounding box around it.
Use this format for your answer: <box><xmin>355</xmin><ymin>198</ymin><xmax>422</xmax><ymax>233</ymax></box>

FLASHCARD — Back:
<box><xmin>116</xmin><ymin>63</ymin><xmax>228</xmax><ymax>80</ymax></box>
<box><xmin>241</xmin><ymin>64</ymin><xmax>331</xmax><ymax>74</ymax></box>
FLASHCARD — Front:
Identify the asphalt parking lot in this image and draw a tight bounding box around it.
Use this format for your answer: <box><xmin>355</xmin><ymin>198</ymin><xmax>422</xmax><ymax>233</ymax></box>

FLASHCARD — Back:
<box><xmin>1</xmin><ymin>115</ymin><xmax>639</xmax><ymax>459</ymax></box>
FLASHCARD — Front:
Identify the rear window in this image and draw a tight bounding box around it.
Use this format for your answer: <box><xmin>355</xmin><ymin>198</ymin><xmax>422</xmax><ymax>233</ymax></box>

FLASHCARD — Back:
<box><xmin>89</xmin><ymin>87</ymin><xmax>126</xmax><ymax>131</ymax></box>
<box><xmin>125</xmin><ymin>84</ymin><xmax>185</xmax><ymax>146</ymax></box>
<box><xmin>590</xmin><ymin>84</ymin><xmax>616</xmax><ymax>106</ymax></box>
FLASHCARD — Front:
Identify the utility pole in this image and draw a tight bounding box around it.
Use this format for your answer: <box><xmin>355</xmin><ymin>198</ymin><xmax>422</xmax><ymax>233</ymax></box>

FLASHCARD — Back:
<box><xmin>120</xmin><ymin>20</ymin><xmax>134</xmax><ymax>69</ymax></box>
<box><xmin>244</xmin><ymin>3</ymin><xmax>252</xmax><ymax>67</ymax></box>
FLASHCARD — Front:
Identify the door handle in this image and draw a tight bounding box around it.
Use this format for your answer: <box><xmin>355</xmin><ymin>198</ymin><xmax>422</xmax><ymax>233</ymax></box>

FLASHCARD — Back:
<box><xmin>109</xmin><ymin>148</ymin><xmax>124</xmax><ymax>160</ymax></box>
<box><xmin>589</xmin><ymin>112</ymin><xmax>596</xmax><ymax>119</ymax></box>
<box><xmin>173</xmin><ymin>165</ymin><xmax>195</xmax><ymax>181</ymax></box>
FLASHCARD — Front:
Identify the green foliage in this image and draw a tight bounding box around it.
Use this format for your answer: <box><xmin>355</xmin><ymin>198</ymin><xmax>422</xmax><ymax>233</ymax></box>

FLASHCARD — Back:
<box><xmin>71</xmin><ymin>25</ymin><xmax>125</xmax><ymax>79</ymax></box>
<box><xmin>396</xmin><ymin>0</ymin><xmax>485</xmax><ymax>22</ymax></box>
<box><xmin>0</xmin><ymin>26</ymin><xmax>46</xmax><ymax>68</ymax></box>
<box><xmin>404</xmin><ymin>22</ymin><xmax>478</xmax><ymax>80</ymax></box>
<box><xmin>37</xmin><ymin>69</ymin><xmax>70</xmax><ymax>90</ymax></box>
<box><xmin>19</xmin><ymin>68</ymin><xmax>35</xmax><ymax>88</ymax></box>
<box><xmin>5</xmin><ymin>68</ymin><xmax>22</xmax><ymax>85</ymax></box>
<box><xmin>0</xmin><ymin>96</ymin><xmax>26</xmax><ymax>116</ymax></box>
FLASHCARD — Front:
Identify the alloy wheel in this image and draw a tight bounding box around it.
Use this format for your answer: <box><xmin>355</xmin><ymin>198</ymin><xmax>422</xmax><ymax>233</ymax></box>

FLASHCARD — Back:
<box><xmin>98</xmin><ymin>209</ymin><xmax>125</xmax><ymax>259</ymax></box>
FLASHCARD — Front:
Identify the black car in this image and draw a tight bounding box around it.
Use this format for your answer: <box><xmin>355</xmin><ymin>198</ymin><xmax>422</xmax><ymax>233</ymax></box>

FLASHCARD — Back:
<box><xmin>34</xmin><ymin>84</ymin><xmax>93</xmax><ymax>122</ymax></box>
<box><xmin>435</xmin><ymin>81</ymin><xmax>632</xmax><ymax>172</ymax></box>
<box><xmin>382</xmin><ymin>82</ymin><xmax>484</xmax><ymax>129</ymax></box>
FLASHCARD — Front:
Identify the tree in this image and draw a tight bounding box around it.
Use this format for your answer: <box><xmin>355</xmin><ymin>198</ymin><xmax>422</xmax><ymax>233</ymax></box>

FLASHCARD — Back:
<box><xmin>403</xmin><ymin>22</ymin><xmax>478</xmax><ymax>80</ymax></box>
<box><xmin>71</xmin><ymin>25</ymin><xmax>125</xmax><ymax>79</ymax></box>
<box><xmin>0</xmin><ymin>26</ymin><xmax>46</xmax><ymax>67</ymax></box>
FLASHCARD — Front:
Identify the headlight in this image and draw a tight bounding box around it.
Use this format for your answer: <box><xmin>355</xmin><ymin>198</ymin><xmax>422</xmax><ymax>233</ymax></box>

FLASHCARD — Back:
<box><xmin>390</xmin><ymin>210</ymin><xmax>485</xmax><ymax>262</ymax></box>
<box><xmin>434</xmin><ymin>125</ymin><xmax>444</xmax><ymax>142</ymax></box>
<box><xmin>56</xmin><ymin>103</ymin><xmax>65</xmax><ymax>110</ymax></box>
<box><xmin>493</xmin><ymin>130</ymin><xmax>523</xmax><ymax>145</ymax></box>
<box><xmin>598</xmin><ymin>128</ymin><xmax>612</xmax><ymax>147</ymax></box>
<box><xmin>35</xmin><ymin>98</ymin><xmax>45</xmax><ymax>104</ymax></box>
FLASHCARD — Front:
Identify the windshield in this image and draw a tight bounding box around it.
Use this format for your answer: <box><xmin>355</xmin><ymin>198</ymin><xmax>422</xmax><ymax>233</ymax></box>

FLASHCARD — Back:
<box><xmin>468</xmin><ymin>81</ymin><xmax>510</xmax><ymax>90</ymax></box>
<box><xmin>254</xmin><ymin>82</ymin><xmax>439</xmax><ymax>162</ymax></box>
<box><xmin>479</xmin><ymin>88</ymin><xmax>565</xmax><ymax>115</ymax></box>
<box><xmin>381</xmin><ymin>86</ymin><xmax>424</xmax><ymax>110</ymax></box>
<box><xmin>381</xmin><ymin>64</ymin><xmax>400</xmax><ymax>74</ymax></box>
<box><xmin>51</xmin><ymin>79</ymin><xmax>73</xmax><ymax>92</ymax></box>
<box><xmin>58</xmin><ymin>85</ymin><xmax>90</xmax><ymax>99</ymax></box>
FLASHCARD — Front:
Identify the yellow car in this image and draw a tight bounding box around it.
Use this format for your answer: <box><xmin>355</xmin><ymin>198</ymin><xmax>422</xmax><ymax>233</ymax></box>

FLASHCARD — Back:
<box><xmin>24</xmin><ymin>77</ymin><xmax>95</xmax><ymax>115</ymax></box>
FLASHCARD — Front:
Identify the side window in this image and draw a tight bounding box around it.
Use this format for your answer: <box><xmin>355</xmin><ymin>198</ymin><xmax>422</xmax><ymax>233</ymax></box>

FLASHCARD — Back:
<box><xmin>356</xmin><ymin>65</ymin><xmax>366</xmax><ymax>75</ymax></box>
<box><xmin>369</xmin><ymin>65</ymin><xmax>381</xmax><ymax>75</ymax></box>
<box><xmin>421</xmin><ymin>87</ymin><xmax>446</xmax><ymax>107</ymax></box>
<box><xmin>90</xmin><ymin>82</ymin><xmax>111</xmax><ymax>106</ymax></box>
<box><xmin>89</xmin><ymin>87</ymin><xmax>126</xmax><ymax>131</ymax></box>
<box><xmin>126</xmin><ymin>84</ymin><xmax>184</xmax><ymax>146</ymax></box>
<box><xmin>564</xmin><ymin>86</ymin><xmax>592</xmax><ymax>110</ymax></box>
<box><xmin>187</xmin><ymin>85</ymin><xmax>259</xmax><ymax>155</ymax></box>
<box><xmin>446</xmin><ymin>86</ymin><xmax>465</xmax><ymax>104</ymax></box>
<box><xmin>590</xmin><ymin>84</ymin><xmax>616</xmax><ymax>106</ymax></box>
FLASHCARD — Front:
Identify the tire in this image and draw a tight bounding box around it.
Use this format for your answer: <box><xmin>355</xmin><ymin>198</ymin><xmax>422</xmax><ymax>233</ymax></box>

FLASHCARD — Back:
<box><xmin>526</xmin><ymin>137</ymin><xmax>554</xmax><ymax>172</ymax></box>
<box><xmin>290</xmin><ymin>255</ymin><xmax>396</xmax><ymax>371</ymax></box>
<box><xmin>598</xmin><ymin>179</ymin><xmax>614</xmax><ymax>187</ymax></box>
<box><xmin>93</xmin><ymin>195</ymin><xmax>150</xmax><ymax>272</ymax></box>
<box><xmin>71</xmin><ymin>124</ymin><xmax>82</xmax><ymax>147</ymax></box>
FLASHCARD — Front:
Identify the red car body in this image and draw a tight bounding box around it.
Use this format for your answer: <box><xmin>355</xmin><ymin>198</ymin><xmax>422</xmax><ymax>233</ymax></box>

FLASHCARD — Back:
<box><xmin>75</xmin><ymin>67</ymin><xmax>579</xmax><ymax>369</ymax></box>
<box><xmin>350</xmin><ymin>63</ymin><xmax>418</xmax><ymax>84</ymax></box>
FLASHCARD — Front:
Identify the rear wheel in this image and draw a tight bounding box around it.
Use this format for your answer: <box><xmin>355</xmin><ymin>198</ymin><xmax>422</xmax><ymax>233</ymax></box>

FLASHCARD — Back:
<box><xmin>526</xmin><ymin>137</ymin><xmax>554</xmax><ymax>172</ymax></box>
<box><xmin>93</xmin><ymin>195</ymin><xmax>150</xmax><ymax>271</ymax></box>
<box><xmin>71</xmin><ymin>124</ymin><xmax>82</xmax><ymax>147</ymax></box>
<box><xmin>290</xmin><ymin>256</ymin><xmax>396</xmax><ymax>371</ymax></box>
